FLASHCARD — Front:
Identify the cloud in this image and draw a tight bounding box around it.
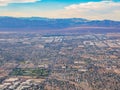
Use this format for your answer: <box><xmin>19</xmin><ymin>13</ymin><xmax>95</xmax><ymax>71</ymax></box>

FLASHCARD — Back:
<box><xmin>0</xmin><ymin>0</ymin><xmax>120</xmax><ymax>21</ymax></box>
<box><xmin>0</xmin><ymin>0</ymin><xmax>40</xmax><ymax>6</ymax></box>
<box><xmin>52</xmin><ymin>1</ymin><xmax>120</xmax><ymax>20</ymax></box>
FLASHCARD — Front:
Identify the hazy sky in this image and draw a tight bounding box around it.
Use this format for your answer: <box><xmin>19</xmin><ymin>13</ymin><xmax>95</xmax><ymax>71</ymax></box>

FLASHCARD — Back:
<box><xmin>0</xmin><ymin>0</ymin><xmax>120</xmax><ymax>20</ymax></box>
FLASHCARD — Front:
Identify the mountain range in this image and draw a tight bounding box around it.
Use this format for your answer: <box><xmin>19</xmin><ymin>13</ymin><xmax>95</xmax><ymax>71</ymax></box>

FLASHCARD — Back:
<box><xmin>0</xmin><ymin>17</ymin><xmax>120</xmax><ymax>33</ymax></box>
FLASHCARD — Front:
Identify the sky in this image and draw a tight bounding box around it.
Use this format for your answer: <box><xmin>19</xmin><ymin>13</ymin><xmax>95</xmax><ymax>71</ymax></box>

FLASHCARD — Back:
<box><xmin>0</xmin><ymin>0</ymin><xmax>120</xmax><ymax>20</ymax></box>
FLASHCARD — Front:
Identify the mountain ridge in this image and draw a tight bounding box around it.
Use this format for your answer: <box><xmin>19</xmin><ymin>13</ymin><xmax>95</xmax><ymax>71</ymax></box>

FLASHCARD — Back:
<box><xmin>0</xmin><ymin>17</ymin><xmax>120</xmax><ymax>33</ymax></box>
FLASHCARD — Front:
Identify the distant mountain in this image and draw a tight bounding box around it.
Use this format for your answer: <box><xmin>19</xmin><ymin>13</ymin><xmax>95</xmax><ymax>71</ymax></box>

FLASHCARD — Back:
<box><xmin>0</xmin><ymin>17</ymin><xmax>120</xmax><ymax>33</ymax></box>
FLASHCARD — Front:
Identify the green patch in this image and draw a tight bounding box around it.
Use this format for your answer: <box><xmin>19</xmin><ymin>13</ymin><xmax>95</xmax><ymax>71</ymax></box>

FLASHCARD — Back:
<box><xmin>10</xmin><ymin>68</ymin><xmax>50</xmax><ymax>77</ymax></box>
